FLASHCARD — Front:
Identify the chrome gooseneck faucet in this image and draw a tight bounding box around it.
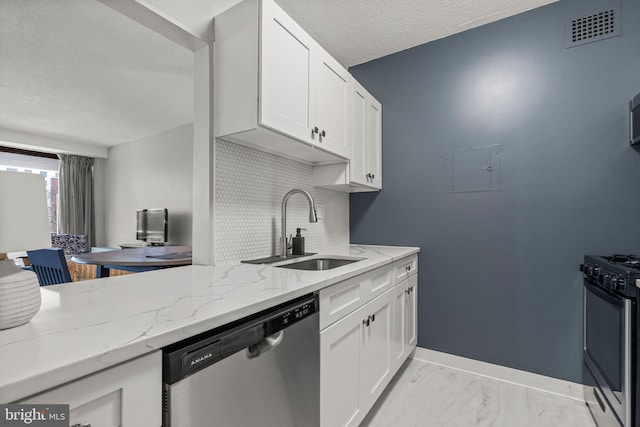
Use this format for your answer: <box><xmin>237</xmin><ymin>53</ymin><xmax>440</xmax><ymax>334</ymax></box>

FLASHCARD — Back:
<box><xmin>280</xmin><ymin>189</ymin><xmax>318</xmax><ymax>258</ymax></box>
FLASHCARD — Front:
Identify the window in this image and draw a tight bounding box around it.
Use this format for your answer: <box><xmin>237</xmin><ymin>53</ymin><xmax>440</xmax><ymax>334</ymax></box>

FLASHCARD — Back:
<box><xmin>0</xmin><ymin>147</ymin><xmax>60</xmax><ymax>232</ymax></box>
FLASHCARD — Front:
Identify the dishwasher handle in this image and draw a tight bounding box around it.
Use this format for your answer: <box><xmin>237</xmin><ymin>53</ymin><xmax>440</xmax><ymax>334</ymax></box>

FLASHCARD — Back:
<box><xmin>246</xmin><ymin>330</ymin><xmax>284</xmax><ymax>359</ymax></box>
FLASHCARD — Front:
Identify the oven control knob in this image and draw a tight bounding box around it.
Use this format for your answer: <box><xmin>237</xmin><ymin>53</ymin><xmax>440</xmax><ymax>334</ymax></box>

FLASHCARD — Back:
<box><xmin>584</xmin><ymin>264</ymin><xmax>600</xmax><ymax>277</ymax></box>
<box><xmin>611</xmin><ymin>276</ymin><xmax>625</xmax><ymax>290</ymax></box>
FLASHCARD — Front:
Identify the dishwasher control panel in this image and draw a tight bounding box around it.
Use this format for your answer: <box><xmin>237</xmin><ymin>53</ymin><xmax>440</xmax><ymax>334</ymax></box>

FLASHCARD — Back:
<box><xmin>268</xmin><ymin>299</ymin><xmax>317</xmax><ymax>335</ymax></box>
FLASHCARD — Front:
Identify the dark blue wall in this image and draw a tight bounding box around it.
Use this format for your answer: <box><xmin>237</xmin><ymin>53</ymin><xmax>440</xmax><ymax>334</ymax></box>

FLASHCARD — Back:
<box><xmin>350</xmin><ymin>0</ymin><xmax>640</xmax><ymax>383</ymax></box>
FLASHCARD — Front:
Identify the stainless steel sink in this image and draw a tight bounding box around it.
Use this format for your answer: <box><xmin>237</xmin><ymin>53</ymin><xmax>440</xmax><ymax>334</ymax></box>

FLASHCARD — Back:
<box><xmin>275</xmin><ymin>257</ymin><xmax>361</xmax><ymax>271</ymax></box>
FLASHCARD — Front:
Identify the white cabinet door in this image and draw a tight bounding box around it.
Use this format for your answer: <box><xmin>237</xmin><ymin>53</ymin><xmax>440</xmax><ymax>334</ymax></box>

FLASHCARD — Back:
<box><xmin>406</xmin><ymin>274</ymin><xmax>418</xmax><ymax>352</ymax></box>
<box><xmin>391</xmin><ymin>280</ymin><xmax>407</xmax><ymax>373</ymax></box>
<box><xmin>20</xmin><ymin>352</ymin><xmax>161</xmax><ymax>427</ymax></box>
<box><xmin>321</xmin><ymin>289</ymin><xmax>393</xmax><ymax>427</ymax></box>
<box><xmin>314</xmin><ymin>50</ymin><xmax>351</xmax><ymax>159</ymax></box>
<box><xmin>359</xmin><ymin>290</ymin><xmax>393</xmax><ymax>412</ymax></box>
<box><xmin>312</xmin><ymin>78</ymin><xmax>382</xmax><ymax>191</ymax></box>
<box><xmin>320</xmin><ymin>305</ymin><xmax>364</xmax><ymax>427</ymax></box>
<box><xmin>260</xmin><ymin>0</ymin><xmax>314</xmax><ymax>144</ymax></box>
<box><xmin>367</xmin><ymin>95</ymin><xmax>382</xmax><ymax>189</ymax></box>
<box><xmin>351</xmin><ymin>79</ymin><xmax>369</xmax><ymax>186</ymax></box>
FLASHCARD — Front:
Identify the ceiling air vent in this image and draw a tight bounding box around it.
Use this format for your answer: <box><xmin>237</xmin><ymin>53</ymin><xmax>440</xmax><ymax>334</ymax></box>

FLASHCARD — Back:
<box><xmin>567</xmin><ymin>4</ymin><xmax>620</xmax><ymax>48</ymax></box>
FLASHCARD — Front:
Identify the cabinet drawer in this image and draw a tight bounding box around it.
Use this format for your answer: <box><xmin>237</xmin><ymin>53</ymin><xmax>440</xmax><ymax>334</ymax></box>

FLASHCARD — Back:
<box><xmin>19</xmin><ymin>351</ymin><xmax>161</xmax><ymax>427</ymax></box>
<box><xmin>320</xmin><ymin>265</ymin><xmax>392</xmax><ymax>330</ymax></box>
<box><xmin>364</xmin><ymin>264</ymin><xmax>393</xmax><ymax>302</ymax></box>
<box><xmin>393</xmin><ymin>255</ymin><xmax>418</xmax><ymax>284</ymax></box>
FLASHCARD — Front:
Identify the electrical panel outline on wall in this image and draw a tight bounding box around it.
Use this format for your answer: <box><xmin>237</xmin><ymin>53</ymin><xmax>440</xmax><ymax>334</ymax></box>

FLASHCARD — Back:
<box><xmin>444</xmin><ymin>144</ymin><xmax>501</xmax><ymax>193</ymax></box>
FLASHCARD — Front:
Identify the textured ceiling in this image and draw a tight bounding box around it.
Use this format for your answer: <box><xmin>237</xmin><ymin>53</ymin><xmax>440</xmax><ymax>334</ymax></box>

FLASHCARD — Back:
<box><xmin>0</xmin><ymin>0</ymin><xmax>558</xmax><ymax>150</ymax></box>
<box><xmin>0</xmin><ymin>0</ymin><xmax>194</xmax><ymax>148</ymax></box>
<box><xmin>275</xmin><ymin>0</ymin><xmax>558</xmax><ymax>67</ymax></box>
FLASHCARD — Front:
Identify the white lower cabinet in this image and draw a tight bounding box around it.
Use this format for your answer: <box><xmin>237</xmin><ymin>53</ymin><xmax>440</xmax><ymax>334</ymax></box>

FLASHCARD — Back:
<box><xmin>359</xmin><ymin>291</ymin><xmax>393</xmax><ymax>412</ymax></box>
<box><xmin>321</xmin><ymin>256</ymin><xmax>418</xmax><ymax>426</ymax></box>
<box><xmin>321</xmin><ymin>290</ymin><xmax>392</xmax><ymax>427</ymax></box>
<box><xmin>391</xmin><ymin>280</ymin><xmax>407</xmax><ymax>372</ymax></box>
<box><xmin>19</xmin><ymin>351</ymin><xmax>161</xmax><ymax>427</ymax></box>
<box><xmin>320</xmin><ymin>302</ymin><xmax>365</xmax><ymax>427</ymax></box>
<box><xmin>406</xmin><ymin>274</ymin><xmax>418</xmax><ymax>352</ymax></box>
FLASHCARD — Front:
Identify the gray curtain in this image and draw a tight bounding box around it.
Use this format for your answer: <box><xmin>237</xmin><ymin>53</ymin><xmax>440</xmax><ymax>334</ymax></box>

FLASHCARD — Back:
<box><xmin>57</xmin><ymin>154</ymin><xmax>94</xmax><ymax>247</ymax></box>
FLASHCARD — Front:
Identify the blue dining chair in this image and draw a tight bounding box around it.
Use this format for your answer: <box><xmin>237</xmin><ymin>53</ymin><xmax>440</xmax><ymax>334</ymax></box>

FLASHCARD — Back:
<box><xmin>26</xmin><ymin>248</ymin><xmax>73</xmax><ymax>286</ymax></box>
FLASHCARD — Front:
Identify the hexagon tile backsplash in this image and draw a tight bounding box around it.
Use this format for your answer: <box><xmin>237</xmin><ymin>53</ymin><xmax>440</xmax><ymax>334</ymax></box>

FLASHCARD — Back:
<box><xmin>215</xmin><ymin>140</ymin><xmax>349</xmax><ymax>264</ymax></box>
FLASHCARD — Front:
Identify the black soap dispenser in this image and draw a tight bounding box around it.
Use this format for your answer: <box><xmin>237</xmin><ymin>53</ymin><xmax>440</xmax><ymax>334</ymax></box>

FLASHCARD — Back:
<box><xmin>292</xmin><ymin>228</ymin><xmax>306</xmax><ymax>256</ymax></box>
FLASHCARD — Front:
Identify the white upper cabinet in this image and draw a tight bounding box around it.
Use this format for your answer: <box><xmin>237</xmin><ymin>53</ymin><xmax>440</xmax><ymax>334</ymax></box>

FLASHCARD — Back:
<box><xmin>215</xmin><ymin>0</ymin><xmax>350</xmax><ymax>163</ymax></box>
<box><xmin>259</xmin><ymin>0</ymin><xmax>314</xmax><ymax>143</ymax></box>
<box><xmin>351</xmin><ymin>79</ymin><xmax>382</xmax><ymax>189</ymax></box>
<box><xmin>313</xmin><ymin>79</ymin><xmax>382</xmax><ymax>191</ymax></box>
<box><xmin>314</xmin><ymin>51</ymin><xmax>351</xmax><ymax>158</ymax></box>
<box><xmin>366</xmin><ymin>91</ymin><xmax>382</xmax><ymax>189</ymax></box>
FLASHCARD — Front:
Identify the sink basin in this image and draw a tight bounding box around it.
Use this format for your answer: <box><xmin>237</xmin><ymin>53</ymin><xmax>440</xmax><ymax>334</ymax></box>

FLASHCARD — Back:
<box><xmin>276</xmin><ymin>257</ymin><xmax>361</xmax><ymax>271</ymax></box>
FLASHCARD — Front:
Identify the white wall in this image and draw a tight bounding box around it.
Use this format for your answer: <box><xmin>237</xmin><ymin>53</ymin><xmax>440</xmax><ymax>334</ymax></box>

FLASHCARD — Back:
<box><xmin>105</xmin><ymin>123</ymin><xmax>193</xmax><ymax>246</ymax></box>
<box><xmin>215</xmin><ymin>140</ymin><xmax>349</xmax><ymax>264</ymax></box>
<box><xmin>142</xmin><ymin>0</ymin><xmax>242</xmax><ymax>41</ymax></box>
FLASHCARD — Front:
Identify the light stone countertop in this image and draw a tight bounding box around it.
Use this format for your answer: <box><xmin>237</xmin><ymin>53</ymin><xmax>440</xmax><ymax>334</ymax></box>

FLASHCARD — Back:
<box><xmin>0</xmin><ymin>244</ymin><xmax>419</xmax><ymax>402</ymax></box>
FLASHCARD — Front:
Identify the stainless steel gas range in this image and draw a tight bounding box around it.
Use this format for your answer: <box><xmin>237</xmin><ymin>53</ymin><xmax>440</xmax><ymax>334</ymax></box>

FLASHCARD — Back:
<box><xmin>582</xmin><ymin>255</ymin><xmax>640</xmax><ymax>427</ymax></box>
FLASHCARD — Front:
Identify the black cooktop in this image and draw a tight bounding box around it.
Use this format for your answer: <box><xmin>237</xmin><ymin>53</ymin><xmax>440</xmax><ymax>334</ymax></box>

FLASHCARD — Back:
<box><xmin>603</xmin><ymin>254</ymin><xmax>640</xmax><ymax>268</ymax></box>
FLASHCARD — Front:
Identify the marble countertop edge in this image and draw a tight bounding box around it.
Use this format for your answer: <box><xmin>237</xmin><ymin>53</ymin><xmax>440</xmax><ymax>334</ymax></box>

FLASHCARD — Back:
<box><xmin>0</xmin><ymin>244</ymin><xmax>419</xmax><ymax>402</ymax></box>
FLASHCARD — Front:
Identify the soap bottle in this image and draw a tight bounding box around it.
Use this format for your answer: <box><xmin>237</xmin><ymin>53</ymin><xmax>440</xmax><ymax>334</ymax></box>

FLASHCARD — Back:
<box><xmin>292</xmin><ymin>228</ymin><xmax>306</xmax><ymax>256</ymax></box>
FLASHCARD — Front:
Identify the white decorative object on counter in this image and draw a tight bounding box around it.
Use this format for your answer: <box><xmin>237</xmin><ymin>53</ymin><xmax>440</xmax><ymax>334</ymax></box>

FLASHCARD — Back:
<box><xmin>0</xmin><ymin>171</ymin><xmax>50</xmax><ymax>330</ymax></box>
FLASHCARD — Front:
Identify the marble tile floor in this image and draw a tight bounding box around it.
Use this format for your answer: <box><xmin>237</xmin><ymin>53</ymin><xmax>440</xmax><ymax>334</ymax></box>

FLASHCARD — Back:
<box><xmin>362</xmin><ymin>358</ymin><xmax>596</xmax><ymax>427</ymax></box>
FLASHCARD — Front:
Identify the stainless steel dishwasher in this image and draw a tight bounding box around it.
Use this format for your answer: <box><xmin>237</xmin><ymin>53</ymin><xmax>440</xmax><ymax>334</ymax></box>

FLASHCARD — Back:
<box><xmin>162</xmin><ymin>293</ymin><xmax>319</xmax><ymax>427</ymax></box>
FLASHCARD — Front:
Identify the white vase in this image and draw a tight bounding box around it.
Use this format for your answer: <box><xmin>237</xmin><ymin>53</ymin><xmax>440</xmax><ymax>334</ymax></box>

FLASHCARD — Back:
<box><xmin>0</xmin><ymin>261</ymin><xmax>41</xmax><ymax>330</ymax></box>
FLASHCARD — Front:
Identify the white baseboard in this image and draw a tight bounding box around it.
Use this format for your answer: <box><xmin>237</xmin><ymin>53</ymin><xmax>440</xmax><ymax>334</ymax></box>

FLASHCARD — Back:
<box><xmin>412</xmin><ymin>347</ymin><xmax>585</xmax><ymax>402</ymax></box>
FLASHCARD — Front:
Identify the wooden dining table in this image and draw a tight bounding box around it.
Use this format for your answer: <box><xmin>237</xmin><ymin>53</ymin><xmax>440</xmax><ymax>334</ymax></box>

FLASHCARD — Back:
<box><xmin>71</xmin><ymin>245</ymin><xmax>192</xmax><ymax>278</ymax></box>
